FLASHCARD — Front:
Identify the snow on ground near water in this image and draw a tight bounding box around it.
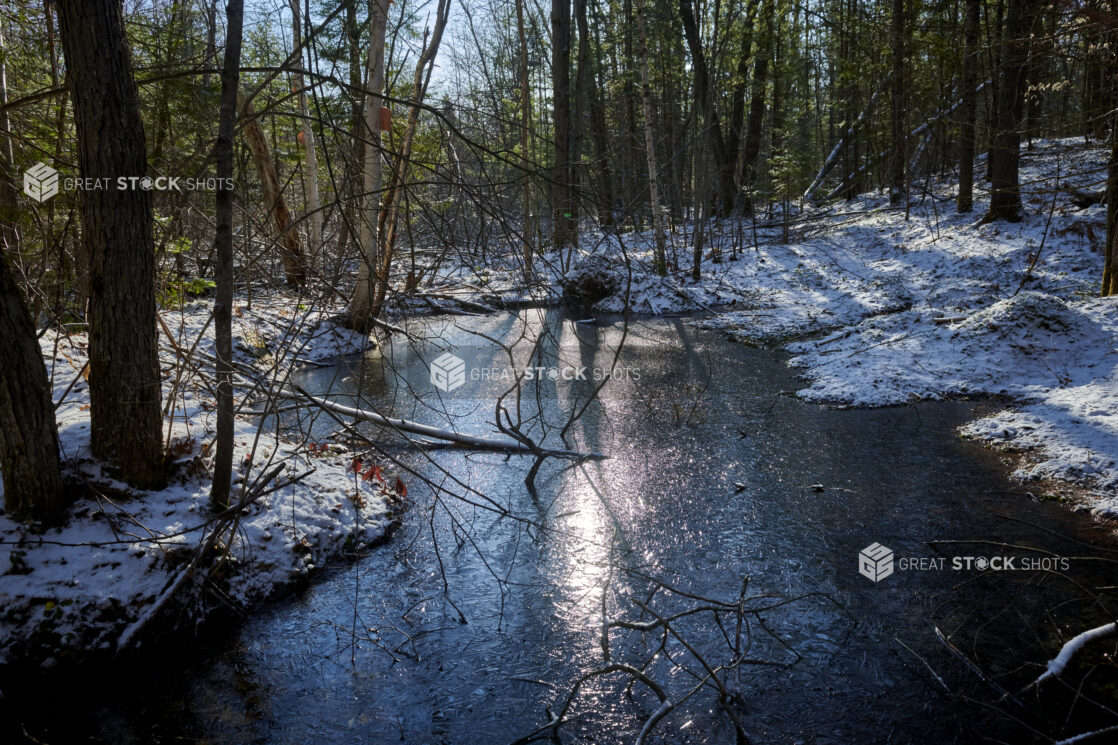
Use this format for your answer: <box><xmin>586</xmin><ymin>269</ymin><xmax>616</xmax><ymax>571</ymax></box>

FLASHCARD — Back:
<box><xmin>0</xmin><ymin>296</ymin><xmax>397</xmax><ymax>665</ymax></box>
<box><xmin>543</xmin><ymin>139</ymin><xmax>1117</xmax><ymax>512</ymax></box>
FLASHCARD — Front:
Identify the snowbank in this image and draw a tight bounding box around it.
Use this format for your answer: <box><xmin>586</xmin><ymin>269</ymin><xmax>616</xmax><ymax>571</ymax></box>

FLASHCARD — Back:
<box><xmin>787</xmin><ymin>292</ymin><xmax>1117</xmax><ymax>405</ymax></box>
<box><xmin>0</xmin><ymin>295</ymin><xmax>399</xmax><ymax>665</ymax></box>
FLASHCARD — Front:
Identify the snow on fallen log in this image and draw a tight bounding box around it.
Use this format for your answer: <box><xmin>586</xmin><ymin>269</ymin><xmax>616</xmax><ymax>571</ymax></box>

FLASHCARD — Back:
<box><xmin>801</xmin><ymin>74</ymin><xmax>891</xmax><ymax>202</ymax></box>
<box><xmin>1028</xmin><ymin>621</ymin><xmax>1118</xmax><ymax>689</ymax></box>
<box><xmin>280</xmin><ymin>385</ymin><xmax>603</xmax><ymax>460</ymax></box>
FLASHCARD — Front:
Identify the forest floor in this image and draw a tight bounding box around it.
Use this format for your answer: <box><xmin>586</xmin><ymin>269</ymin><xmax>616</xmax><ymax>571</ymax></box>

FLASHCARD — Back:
<box><xmin>444</xmin><ymin>137</ymin><xmax>1117</xmax><ymax>515</ymax></box>
<box><xmin>1</xmin><ymin>136</ymin><xmax>1112</xmax><ymax>667</ymax></box>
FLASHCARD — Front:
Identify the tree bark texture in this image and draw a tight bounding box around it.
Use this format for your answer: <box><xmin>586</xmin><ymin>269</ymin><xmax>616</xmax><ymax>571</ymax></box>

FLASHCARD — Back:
<box><xmin>57</xmin><ymin>0</ymin><xmax>165</xmax><ymax>489</ymax></box>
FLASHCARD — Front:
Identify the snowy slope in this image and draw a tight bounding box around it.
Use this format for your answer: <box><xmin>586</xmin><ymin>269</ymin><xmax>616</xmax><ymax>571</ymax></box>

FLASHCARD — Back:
<box><xmin>541</xmin><ymin>139</ymin><xmax>1117</xmax><ymax>512</ymax></box>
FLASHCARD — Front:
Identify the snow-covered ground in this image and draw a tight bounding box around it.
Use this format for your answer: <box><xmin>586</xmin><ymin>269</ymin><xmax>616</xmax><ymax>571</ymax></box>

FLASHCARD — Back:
<box><xmin>0</xmin><ymin>297</ymin><xmax>400</xmax><ymax>665</ymax></box>
<box><xmin>534</xmin><ymin>139</ymin><xmax>1117</xmax><ymax>513</ymax></box>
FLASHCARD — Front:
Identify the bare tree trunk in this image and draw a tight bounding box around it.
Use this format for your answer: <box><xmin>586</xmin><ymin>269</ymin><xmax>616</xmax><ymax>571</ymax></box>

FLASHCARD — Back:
<box><xmin>889</xmin><ymin>0</ymin><xmax>907</xmax><ymax>205</ymax></box>
<box><xmin>345</xmin><ymin>0</ymin><xmax>389</xmax><ymax>333</ymax></box>
<box><xmin>622</xmin><ymin>0</ymin><xmax>640</xmax><ymax>224</ymax></box>
<box><xmin>984</xmin><ymin>0</ymin><xmax>1038</xmax><ymax>222</ymax></box>
<box><xmin>635</xmin><ymin>0</ymin><xmax>668</xmax><ymax>275</ymax></box>
<box><xmin>1082</xmin><ymin>1</ymin><xmax>1113</xmax><ymax>140</ymax></box>
<box><xmin>958</xmin><ymin>0</ymin><xmax>979</xmax><ymax>212</ymax></box>
<box><xmin>586</xmin><ymin>8</ymin><xmax>616</xmax><ymax>228</ymax></box>
<box><xmin>0</xmin><ymin>141</ymin><xmax>66</xmax><ymax>524</ymax></box>
<box><xmin>211</xmin><ymin>0</ymin><xmax>244</xmax><ymax>510</ymax></box>
<box><xmin>237</xmin><ymin>91</ymin><xmax>307</xmax><ymax>287</ymax></box>
<box><xmin>341</xmin><ymin>0</ymin><xmax>366</xmax><ymax>264</ymax></box>
<box><xmin>57</xmin><ymin>0</ymin><xmax>164</xmax><ymax>489</ymax></box>
<box><xmin>290</xmin><ymin>0</ymin><xmax>322</xmax><ymax>259</ymax></box>
<box><xmin>573</xmin><ymin>0</ymin><xmax>595</xmax><ymax>227</ymax></box>
<box><xmin>679</xmin><ymin>0</ymin><xmax>736</xmax><ymax>216</ymax></box>
<box><xmin>1072</xmin><ymin>0</ymin><xmax>1118</xmax><ymax>292</ymax></box>
<box><xmin>0</xmin><ymin>17</ymin><xmax>13</xmax><ymax>171</ymax></box>
<box><xmin>369</xmin><ymin>0</ymin><xmax>451</xmax><ymax>321</ymax></box>
<box><xmin>202</xmin><ymin>0</ymin><xmax>217</xmax><ymax>93</ymax></box>
<box><xmin>0</xmin><ymin>241</ymin><xmax>66</xmax><ymax>525</ymax></box>
<box><xmin>42</xmin><ymin>5</ymin><xmax>81</xmax><ymax>313</ymax></box>
<box><xmin>516</xmin><ymin>0</ymin><xmax>534</xmax><ymax>279</ymax></box>
<box><xmin>1104</xmin><ymin>110</ymin><xmax>1118</xmax><ymax>295</ymax></box>
<box><xmin>741</xmin><ymin>0</ymin><xmax>770</xmax><ymax>212</ymax></box>
<box><xmin>727</xmin><ymin>0</ymin><xmax>759</xmax><ymax>191</ymax></box>
<box><xmin>551</xmin><ymin>0</ymin><xmax>576</xmax><ymax>249</ymax></box>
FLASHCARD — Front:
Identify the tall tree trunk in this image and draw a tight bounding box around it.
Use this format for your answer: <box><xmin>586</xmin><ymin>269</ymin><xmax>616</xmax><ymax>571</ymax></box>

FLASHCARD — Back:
<box><xmin>984</xmin><ymin>0</ymin><xmax>1038</xmax><ymax>222</ymax></box>
<box><xmin>889</xmin><ymin>0</ymin><xmax>907</xmax><ymax>205</ymax></box>
<box><xmin>1023</xmin><ymin>3</ymin><xmax>1051</xmax><ymax>146</ymax></box>
<box><xmin>0</xmin><ymin>17</ymin><xmax>13</xmax><ymax>173</ymax></box>
<box><xmin>237</xmin><ymin>92</ymin><xmax>307</xmax><ymax>287</ymax></box>
<box><xmin>575</xmin><ymin>0</ymin><xmax>613</xmax><ymax>227</ymax></box>
<box><xmin>211</xmin><ymin>0</ymin><xmax>244</xmax><ymax>510</ymax></box>
<box><xmin>741</xmin><ymin>0</ymin><xmax>770</xmax><ymax>212</ymax></box>
<box><xmin>1082</xmin><ymin>1</ymin><xmax>1111</xmax><ymax>140</ymax></box>
<box><xmin>202</xmin><ymin>0</ymin><xmax>217</xmax><ymax>94</ymax></box>
<box><xmin>1104</xmin><ymin>108</ymin><xmax>1118</xmax><ymax>295</ymax></box>
<box><xmin>345</xmin><ymin>0</ymin><xmax>388</xmax><ymax>333</ymax></box>
<box><xmin>622</xmin><ymin>0</ymin><xmax>641</xmax><ymax>224</ymax></box>
<box><xmin>516</xmin><ymin>0</ymin><xmax>534</xmax><ymax>279</ymax></box>
<box><xmin>958</xmin><ymin>0</ymin><xmax>979</xmax><ymax>212</ymax></box>
<box><xmin>341</xmin><ymin>0</ymin><xmax>366</xmax><ymax>265</ymax></box>
<box><xmin>1075</xmin><ymin>2</ymin><xmax>1118</xmax><ymax>293</ymax></box>
<box><xmin>551</xmin><ymin>0</ymin><xmax>576</xmax><ymax>248</ymax></box>
<box><xmin>369</xmin><ymin>0</ymin><xmax>450</xmax><ymax>321</ymax></box>
<box><xmin>635</xmin><ymin>0</ymin><xmax>668</xmax><ymax>275</ymax></box>
<box><xmin>573</xmin><ymin>0</ymin><xmax>590</xmax><ymax>227</ymax></box>
<box><xmin>728</xmin><ymin>0</ymin><xmax>760</xmax><ymax>185</ymax></box>
<box><xmin>984</xmin><ymin>0</ymin><xmax>1005</xmax><ymax>180</ymax></box>
<box><xmin>679</xmin><ymin>0</ymin><xmax>737</xmax><ymax>216</ymax></box>
<box><xmin>0</xmin><ymin>158</ymin><xmax>65</xmax><ymax>524</ymax></box>
<box><xmin>57</xmin><ymin>0</ymin><xmax>164</xmax><ymax>489</ymax></box>
<box><xmin>587</xmin><ymin>96</ymin><xmax>616</xmax><ymax>226</ymax></box>
<box><xmin>43</xmin><ymin>4</ymin><xmax>81</xmax><ymax>312</ymax></box>
<box><xmin>290</xmin><ymin>0</ymin><xmax>322</xmax><ymax>259</ymax></box>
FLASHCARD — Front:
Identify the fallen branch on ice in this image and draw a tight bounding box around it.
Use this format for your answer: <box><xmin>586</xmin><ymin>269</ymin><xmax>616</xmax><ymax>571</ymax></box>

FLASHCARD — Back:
<box><xmin>280</xmin><ymin>385</ymin><xmax>603</xmax><ymax>460</ymax></box>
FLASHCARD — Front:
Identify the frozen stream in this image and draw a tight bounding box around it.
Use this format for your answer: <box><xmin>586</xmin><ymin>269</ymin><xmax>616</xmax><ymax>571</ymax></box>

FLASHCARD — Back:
<box><xmin>8</xmin><ymin>311</ymin><xmax>1118</xmax><ymax>744</ymax></box>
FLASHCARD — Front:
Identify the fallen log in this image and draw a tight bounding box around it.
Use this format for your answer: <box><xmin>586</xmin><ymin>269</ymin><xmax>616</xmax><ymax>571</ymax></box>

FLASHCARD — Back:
<box><xmin>1026</xmin><ymin>620</ymin><xmax>1118</xmax><ymax>691</ymax></box>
